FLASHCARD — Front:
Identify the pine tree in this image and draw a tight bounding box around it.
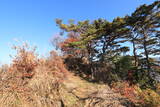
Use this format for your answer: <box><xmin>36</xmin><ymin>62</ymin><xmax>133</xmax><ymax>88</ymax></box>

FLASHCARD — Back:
<box><xmin>130</xmin><ymin>1</ymin><xmax>160</xmax><ymax>71</ymax></box>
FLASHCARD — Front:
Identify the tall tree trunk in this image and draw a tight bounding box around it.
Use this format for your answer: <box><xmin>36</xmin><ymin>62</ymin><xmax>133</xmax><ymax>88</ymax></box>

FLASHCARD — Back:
<box><xmin>143</xmin><ymin>33</ymin><xmax>150</xmax><ymax>72</ymax></box>
<box><xmin>101</xmin><ymin>36</ymin><xmax>107</xmax><ymax>62</ymax></box>
<box><xmin>143</xmin><ymin>33</ymin><xmax>154</xmax><ymax>85</ymax></box>
<box><xmin>132</xmin><ymin>39</ymin><xmax>138</xmax><ymax>67</ymax></box>
<box><xmin>87</xmin><ymin>43</ymin><xmax>94</xmax><ymax>80</ymax></box>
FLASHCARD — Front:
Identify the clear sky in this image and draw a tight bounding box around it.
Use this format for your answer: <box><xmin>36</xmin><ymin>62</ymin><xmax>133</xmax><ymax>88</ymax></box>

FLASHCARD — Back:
<box><xmin>0</xmin><ymin>0</ymin><xmax>156</xmax><ymax>64</ymax></box>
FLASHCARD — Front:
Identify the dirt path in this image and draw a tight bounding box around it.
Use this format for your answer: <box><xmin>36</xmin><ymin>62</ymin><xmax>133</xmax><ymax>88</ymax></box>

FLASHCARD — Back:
<box><xmin>60</xmin><ymin>73</ymin><xmax>130</xmax><ymax>107</ymax></box>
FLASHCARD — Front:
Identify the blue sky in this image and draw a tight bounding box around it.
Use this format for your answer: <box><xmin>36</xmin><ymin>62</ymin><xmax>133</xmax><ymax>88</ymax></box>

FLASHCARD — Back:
<box><xmin>0</xmin><ymin>0</ymin><xmax>155</xmax><ymax>64</ymax></box>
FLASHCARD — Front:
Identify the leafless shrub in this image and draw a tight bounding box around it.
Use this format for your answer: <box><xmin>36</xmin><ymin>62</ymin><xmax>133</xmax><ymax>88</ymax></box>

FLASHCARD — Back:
<box><xmin>11</xmin><ymin>42</ymin><xmax>38</xmax><ymax>79</ymax></box>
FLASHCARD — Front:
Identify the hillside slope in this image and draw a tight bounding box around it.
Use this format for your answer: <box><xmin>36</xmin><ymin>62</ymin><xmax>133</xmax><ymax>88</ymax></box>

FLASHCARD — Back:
<box><xmin>0</xmin><ymin>64</ymin><xmax>131</xmax><ymax>107</ymax></box>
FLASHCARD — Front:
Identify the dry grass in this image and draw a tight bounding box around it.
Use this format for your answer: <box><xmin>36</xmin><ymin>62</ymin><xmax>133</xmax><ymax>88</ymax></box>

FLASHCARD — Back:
<box><xmin>0</xmin><ymin>43</ymin><xmax>67</xmax><ymax>107</ymax></box>
<box><xmin>0</xmin><ymin>65</ymin><xmax>66</xmax><ymax>107</ymax></box>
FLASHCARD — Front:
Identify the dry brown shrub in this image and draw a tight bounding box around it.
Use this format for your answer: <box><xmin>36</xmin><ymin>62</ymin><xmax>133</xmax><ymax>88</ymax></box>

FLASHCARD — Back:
<box><xmin>138</xmin><ymin>88</ymin><xmax>160</xmax><ymax>107</ymax></box>
<box><xmin>0</xmin><ymin>66</ymin><xmax>31</xmax><ymax>107</ymax></box>
<box><xmin>27</xmin><ymin>65</ymin><xmax>64</xmax><ymax>107</ymax></box>
<box><xmin>0</xmin><ymin>64</ymin><xmax>65</xmax><ymax>107</ymax></box>
<box><xmin>11</xmin><ymin>42</ymin><xmax>38</xmax><ymax>79</ymax></box>
<box><xmin>111</xmin><ymin>81</ymin><xmax>143</xmax><ymax>106</ymax></box>
<box><xmin>0</xmin><ymin>44</ymin><xmax>68</xmax><ymax>107</ymax></box>
<box><xmin>45</xmin><ymin>51</ymin><xmax>68</xmax><ymax>79</ymax></box>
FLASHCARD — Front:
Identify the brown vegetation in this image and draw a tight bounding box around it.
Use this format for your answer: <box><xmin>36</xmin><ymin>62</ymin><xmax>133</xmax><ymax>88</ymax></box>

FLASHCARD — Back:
<box><xmin>0</xmin><ymin>43</ymin><xmax>132</xmax><ymax>107</ymax></box>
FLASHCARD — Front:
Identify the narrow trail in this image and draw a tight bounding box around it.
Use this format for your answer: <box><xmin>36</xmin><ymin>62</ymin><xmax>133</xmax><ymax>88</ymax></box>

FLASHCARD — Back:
<box><xmin>60</xmin><ymin>73</ymin><xmax>130</xmax><ymax>107</ymax></box>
